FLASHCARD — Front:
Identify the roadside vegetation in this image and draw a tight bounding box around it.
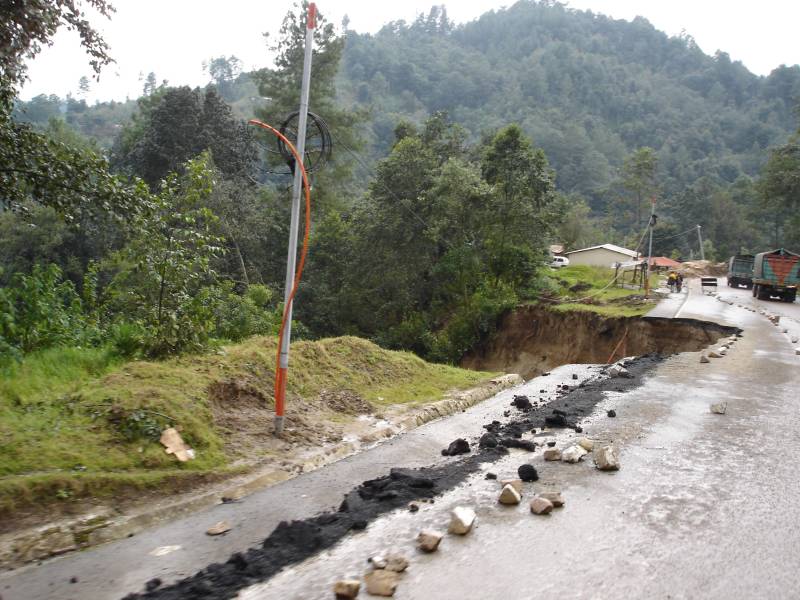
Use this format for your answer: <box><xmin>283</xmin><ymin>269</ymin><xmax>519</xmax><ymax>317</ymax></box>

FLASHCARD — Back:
<box><xmin>0</xmin><ymin>335</ymin><xmax>493</xmax><ymax>516</ymax></box>
<box><xmin>540</xmin><ymin>265</ymin><xmax>660</xmax><ymax>317</ymax></box>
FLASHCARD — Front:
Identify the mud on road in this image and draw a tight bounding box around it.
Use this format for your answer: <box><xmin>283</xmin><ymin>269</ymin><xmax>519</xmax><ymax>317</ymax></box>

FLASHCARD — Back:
<box><xmin>124</xmin><ymin>354</ymin><xmax>669</xmax><ymax>600</ymax></box>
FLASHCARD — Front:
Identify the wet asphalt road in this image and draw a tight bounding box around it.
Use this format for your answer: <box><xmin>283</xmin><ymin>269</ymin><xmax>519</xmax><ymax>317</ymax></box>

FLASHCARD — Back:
<box><xmin>242</xmin><ymin>280</ymin><xmax>800</xmax><ymax>599</ymax></box>
<box><xmin>3</xmin><ymin>279</ymin><xmax>800</xmax><ymax>599</ymax></box>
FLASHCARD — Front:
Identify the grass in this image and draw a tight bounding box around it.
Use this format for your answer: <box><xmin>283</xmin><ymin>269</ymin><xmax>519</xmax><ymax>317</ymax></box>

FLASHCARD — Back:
<box><xmin>0</xmin><ymin>336</ymin><xmax>496</xmax><ymax>516</ymax></box>
<box><xmin>541</xmin><ymin>265</ymin><xmax>660</xmax><ymax>317</ymax></box>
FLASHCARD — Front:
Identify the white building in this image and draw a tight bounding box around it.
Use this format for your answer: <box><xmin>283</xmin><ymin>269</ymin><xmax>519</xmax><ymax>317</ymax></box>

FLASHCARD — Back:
<box><xmin>564</xmin><ymin>244</ymin><xmax>639</xmax><ymax>268</ymax></box>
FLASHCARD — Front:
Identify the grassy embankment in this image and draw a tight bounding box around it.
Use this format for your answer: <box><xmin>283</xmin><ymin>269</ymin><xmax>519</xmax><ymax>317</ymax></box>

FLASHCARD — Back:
<box><xmin>541</xmin><ymin>265</ymin><xmax>661</xmax><ymax>317</ymax></box>
<box><xmin>0</xmin><ymin>336</ymin><xmax>494</xmax><ymax>517</ymax></box>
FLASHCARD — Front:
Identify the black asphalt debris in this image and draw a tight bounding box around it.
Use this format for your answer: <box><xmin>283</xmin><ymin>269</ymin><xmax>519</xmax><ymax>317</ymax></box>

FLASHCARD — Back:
<box><xmin>518</xmin><ymin>464</ymin><xmax>539</xmax><ymax>482</ymax></box>
<box><xmin>441</xmin><ymin>438</ymin><xmax>471</xmax><ymax>456</ymax></box>
<box><xmin>511</xmin><ymin>395</ymin><xmax>532</xmax><ymax>410</ymax></box>
<box><xmin>124</xmin><ymin>354</ymin><xmax>664</xmax><ymax>600</ymax></box>
<box><xmin>607</xmin><ymin>409</ymin><xmax>617</xmax><ymax>418</ymax></box>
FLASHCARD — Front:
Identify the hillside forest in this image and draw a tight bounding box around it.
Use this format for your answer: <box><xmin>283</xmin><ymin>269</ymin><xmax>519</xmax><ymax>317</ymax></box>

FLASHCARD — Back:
<box><xmin>3</xmin><ymin>0</ymin><xmax>800</xmax><ymax>372</ymax></box>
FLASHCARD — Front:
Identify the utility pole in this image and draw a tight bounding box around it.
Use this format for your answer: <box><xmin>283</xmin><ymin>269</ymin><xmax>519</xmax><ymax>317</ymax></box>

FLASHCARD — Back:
<box><xmin>644</xmin><ymin>197</ymin><xmax>656</xmax><ymax>298</ymax></box>
<box><xmin>697</xmin><ymin>225</ymin><xmax>705</xmax><ymax>261</ymax></box>
<box><xmin>275</xmin><ymin>2</ymin><xmax>316</xmax><ymax>435</ymax></box>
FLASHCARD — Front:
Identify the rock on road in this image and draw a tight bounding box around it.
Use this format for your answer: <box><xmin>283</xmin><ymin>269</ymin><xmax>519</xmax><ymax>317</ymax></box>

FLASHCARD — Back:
<box><xmin>3</xmin><ymin>278</ymin><xmax>799</xmax><ymax>599</ymax></box>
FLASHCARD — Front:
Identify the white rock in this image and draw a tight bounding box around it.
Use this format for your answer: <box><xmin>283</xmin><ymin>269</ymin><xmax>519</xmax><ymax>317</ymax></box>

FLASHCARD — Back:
<box><xmin>710</xmin><ymin>402</ymin><xmax>727</xmax><ymax>415</ymax></box>
<box><xmin>529</xmin><ymin>497</ymin><xmax>554</xmax><ymax>515</ymax></box>
<box><xmin>333</xmin><ymin>579</ymin><xmax>361</xmax><ymax>598</ymax></box>
<box><xmin>205</xmin><ymin>520</ymin><xmax>231</xmax><ymax>536</ymax></box>
<box><xmin>561</xmin><ymin>445</ymin><xmax>587</xmax><ymax>463</ymax></box>
<box><xmin>500</xmin><ymin>479</ymin><xmax>522</xmax><ymax>493</ymax></box>
<box><xmin>384</xmin><ymin>555</ymin><xmax>409</xmax><ymax>573</ymax></box>
<box><xmin>364</xmin><ymin>570</ymin><xmax>399</xmax><ymax>597</ymax></box>
<box><xmin>594</xmin><ymin>445</ymin><xmax>620</xmax><ymax>471</ymax></box>
<box><xmin>498</xmin><ymin>484</ymin><xmax>522</xmax><ymax>505</ymax></box>
<box><xmin>577</xmin><ymin>438</ymin><xmax>594</xmax><ymax>452</ymax></box>
<box><xmin>543</xmin><ymin>447</ymin><xmax>562</xmax><ymax>461</ymax></box>
<box><xmin>448</xmin><ymin>506</ymin><xmax>476</xmax><ymax>535</ymax></box>
<box><xmin>717</xmin><ymin>347</ymin><xmax>727</xmax><ymax>355</ymax></box>
<box><xmin>368</xmin><ymin>555</ymin><xmax>388</xmax><ymax>569</ymax></box>
<box><xmin>783</xmin><ymin>328</ymin><xmax>789</xmax><ymax>333</ymax></box>
<box><xmin>538</xmin><ymin>491</ymin><xmax>564</xmax><ymax>507</ymax></box>
<box><xmin>700</xmin><ymin>354</ymin><xmax>710</xmax><ymax>363</ymax></box>
<box><xmin>796</xmin><ymin>348</ymin><xmax>800</xmax><ymax>355</ymax></box>
<box><xmin>417</xmin><ymin>530</ymin><xmax>443</xmax><ymax>553</ymax></box>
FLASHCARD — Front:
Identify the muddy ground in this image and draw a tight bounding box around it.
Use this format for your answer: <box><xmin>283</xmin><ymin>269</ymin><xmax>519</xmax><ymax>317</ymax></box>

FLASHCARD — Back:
<box><xmin>123</xmin><ymin>354</ymin><xmax>671</xmax><ymax>599</ymax></box>
<box><xmin>463</xmin><ymin>309</ymin><xmax>737</xmax><ymax>378</ymax></box>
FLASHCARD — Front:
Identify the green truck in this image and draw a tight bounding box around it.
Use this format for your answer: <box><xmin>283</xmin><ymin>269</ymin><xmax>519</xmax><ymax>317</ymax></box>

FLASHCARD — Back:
<box><xmin>727</xmin><ymin>254</ymin><xmax>754</xmax><ymax>289</ymax></box>
<box><xmin>752</xmin><ymin>248</ymin><xmax>800</xmax><ymax>302</ymax></box>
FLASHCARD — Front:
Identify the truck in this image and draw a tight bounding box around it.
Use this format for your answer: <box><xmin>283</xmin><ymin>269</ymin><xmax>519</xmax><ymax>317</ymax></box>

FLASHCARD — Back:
<box><xmin>752</xmin><ymin>248</ymin><xmax>800</xmax><ymax>302</ymax></box>
<box><xmin>727</xmin><ymin>254</ymin><xmax>754</xmax><ymax>289</ymax></box>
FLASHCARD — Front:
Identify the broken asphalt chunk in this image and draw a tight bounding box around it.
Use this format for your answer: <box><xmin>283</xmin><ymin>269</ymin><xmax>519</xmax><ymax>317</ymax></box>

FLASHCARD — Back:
<box><xmin>517</xmin><ymin>464</ymin><xmax>539</xmax><ymax>482</ymax></box>
<box><xmin>441</xmin><ymin>438</ymin><xmax>470</xmax><ymax>456</ymax></box>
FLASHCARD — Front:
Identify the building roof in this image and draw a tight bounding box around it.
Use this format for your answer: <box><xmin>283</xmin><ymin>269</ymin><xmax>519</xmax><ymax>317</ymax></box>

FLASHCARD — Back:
<box><xmin>565</xmin><ymin>244</ymin><xmax>639</xmax><ymax>258</ymax></box>
<box><xmin>648</xmin><ymin>256</ymin><xmax>682</xmax><ymax>268</ymax></box>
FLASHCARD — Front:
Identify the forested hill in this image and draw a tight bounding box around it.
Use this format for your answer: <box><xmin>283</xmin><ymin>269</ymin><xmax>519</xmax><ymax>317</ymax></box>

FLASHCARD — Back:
<box><xmin>339</xmin><ymin>1</ymin><xmax>800</xmax><ymax>204</ymax></box>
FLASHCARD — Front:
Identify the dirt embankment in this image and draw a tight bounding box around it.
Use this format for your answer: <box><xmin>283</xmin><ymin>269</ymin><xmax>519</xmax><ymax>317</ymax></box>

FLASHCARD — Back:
<box><xmin>462</xmin><ymin>306</ymin><xmax>739</xmax><ymax>378</ymax></box>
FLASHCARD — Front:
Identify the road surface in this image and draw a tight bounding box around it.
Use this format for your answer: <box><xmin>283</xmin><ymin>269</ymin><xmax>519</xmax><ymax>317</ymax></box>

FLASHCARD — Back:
<box><xmin>2</xmin><ymin>279</ymin><xmax>799</xmax><ymax>599</ymax></box>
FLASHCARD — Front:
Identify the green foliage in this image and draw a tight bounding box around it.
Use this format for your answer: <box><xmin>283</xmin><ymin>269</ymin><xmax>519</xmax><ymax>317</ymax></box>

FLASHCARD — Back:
<box><xmin>0</xmin><ymin>264</ymin><xmax>97</xmax><ymax>363</ymax></box>
<box><xmin>211</xmin><ymin>283</ymin><xmax>281</xmax><ymax>342</ymax></box>
<box><xmin>107</xmin><ymin>152</ymin><xmax>225</xmax><ymax>356</ymax></box>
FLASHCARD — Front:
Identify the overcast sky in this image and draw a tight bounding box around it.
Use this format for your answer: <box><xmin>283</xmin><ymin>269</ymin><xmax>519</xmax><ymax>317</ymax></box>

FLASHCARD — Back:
<box><xmin>20</xmin><ymin>0</ymin><xmax>800</xmax><ymax>103</ymax></box>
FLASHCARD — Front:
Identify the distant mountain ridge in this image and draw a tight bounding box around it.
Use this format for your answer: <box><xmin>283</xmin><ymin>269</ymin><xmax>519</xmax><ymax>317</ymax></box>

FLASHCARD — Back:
<box><xmin>337</xmin><ymin>1</ymin><xmax>800</xmax><ymax>204</ymax></box>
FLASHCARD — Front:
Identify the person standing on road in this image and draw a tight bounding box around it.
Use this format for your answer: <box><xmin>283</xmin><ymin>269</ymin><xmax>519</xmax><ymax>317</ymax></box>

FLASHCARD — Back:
<box><xmin>676</xmin><ymin>272</ymin><xmax>684</xmax><ymax>293</ymax></box>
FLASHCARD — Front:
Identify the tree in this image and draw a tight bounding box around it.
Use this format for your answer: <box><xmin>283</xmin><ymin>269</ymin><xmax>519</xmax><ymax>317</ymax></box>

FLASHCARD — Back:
<box><xmin>481</xmin><ymin>124</ymin><xmax>558</xmax><ymax>286</ymax></box>
<box><xmin>0</xmin><ymin>0</ymin><xmax>114</xmax><ymax>90</ymax></box>
<box><xmin>620</xmin><ymin>147</ymin><xmax>658</xmax><ymax>231</ymax></box>
<box><xmin>142</xmin><ymin>72</ymin><xmax>157</xmax><ymax>96</ymax></box>
<box><xmin>112</xmin><ymin>86</ymin><xmax>255</xmax><ymax>188</ymax></box>
<box><xmin>78</xmin><ymin>75</ymin><xmax>90</xmax><ymax>98</ymax></box>
<box><xmin>255</xmin><ymin>1</ymin><xmax>363</xmax><ymax>210</ymax></box>
<box><xmin>203</xmin><ymin>56</ymin><xmax>242</xmax><ymax>100</ymax></box>
<box><xmin>108</xmin><ymin>153</ymin><xmax>224</xmax><ymax>356</ymax></box>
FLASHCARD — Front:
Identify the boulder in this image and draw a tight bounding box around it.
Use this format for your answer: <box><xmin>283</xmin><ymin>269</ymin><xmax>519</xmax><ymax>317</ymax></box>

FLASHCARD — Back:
<box><xmin>796</xmin><ymin>348</ymin><xmax>800</xmax><ymax>356</ymax></box>
<box><xmin>538</xmin><ymin>491</ymin><xmax>564</xmax><ymax>507</ymax></box>
<box><xmin>500</xmin><ymin>478</ymin><xmax>523</xmax><ymax>493</ymax></box>
<box><xmin>700</xmin><ymin>354</ymin><xmax>710</xmax><ymax>363</ymax></box>
<box><xmin>791</xmin><ymin>336</ymin><xmax>799</xmax><ymax>344</ymax></box>
<box><xmin>529</xmin><ymin>497</ymin><xmax>554</xmax><ymax>515</ymax></box>
<box><xmin>543</xmin><ymin>447</ymin><xmax>562</xmax><ymax>461</ymax></box>
<box><xmin>498</xmin><ymin>484</ymin><xmax>522</xmax><ymax>505</ymax></box>
<box><xmin>708</xmin><ymin>351</ymin><xmax>722</xmax><ymax>358</ymax></box>
<box><xmin>710</xmin><ymin>402</ymin><xmax>727</xmax><ymax>415</ymax></box>
<box><xmin>448</xmin><ymin>506</ymin><xmax>476</xmax><ymax>535</ymax></box>
<box><xmin>334</xmin><ymin>579</ymin><xmax>361</xmax><ymax>599</ymax></box>
<box><xmin>607</xmin><ymin>409</ymin><xmax>617</xmax><ymax>418</ymax></box>
<box><xmin>417</xmin><ymin>530</ymin><xmax>443</xmax><ymax>553</ymax></box>
<box><xmin>717</xmin><ymin>347</ymin><xmax>728</xmax><ymax>355</ymax></box>
<box><xmin>577</xmin><ymin>438</ymin><xmax>594</xmax><ymax>452</ymax></box>
<box><xmin>594</xmin><ymin>445</ymin><xmax>620</xmax><ymax>471</ymax></box>
<box><xmin>561</xmin><ymin>445</ymin><xmax>587</xmax><ymax>463</ymax></box>
<box><xmin>364</xmin><ymin>570</ymin><xmax>399</xmax><ymax>597</ymax></box>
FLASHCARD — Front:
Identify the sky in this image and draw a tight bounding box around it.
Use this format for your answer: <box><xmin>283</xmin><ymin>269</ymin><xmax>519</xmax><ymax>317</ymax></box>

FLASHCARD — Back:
<box><xmin>20</xmin><ymin>0</ymin><xmax>800</xmax><ymax>104</ymax></box>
